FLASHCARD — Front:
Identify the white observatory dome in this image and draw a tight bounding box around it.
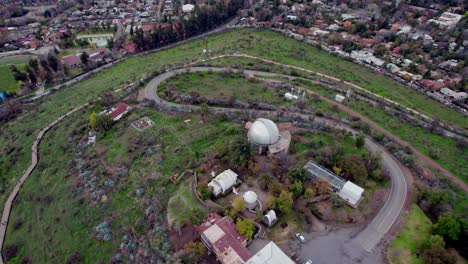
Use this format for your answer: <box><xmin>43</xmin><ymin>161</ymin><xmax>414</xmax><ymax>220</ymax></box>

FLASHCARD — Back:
<box><xmin>247</xmin><ymin>118</ymin><xmax>280</xmax><ymax>146</ymax></box>
<box><xmin>243</xmin><ymin>191</ymin><xmax>257</xmax><ymax>204</ymax></box>
<box><xmin>243</xmin><ymin>191</ymin><xmax>258</xmax><ymax>210</ymax></box>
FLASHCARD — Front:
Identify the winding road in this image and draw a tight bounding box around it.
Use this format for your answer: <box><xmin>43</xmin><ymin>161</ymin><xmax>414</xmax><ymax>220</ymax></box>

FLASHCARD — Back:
<box><xmin>138</xmin><ymin>66</ymin><xmax>409</xmax><ymax>262</ymax></box>
<box><xmin>1</xmin><ymin>59</ymin><xmax>462</xmax><ymax>263</ymax></box>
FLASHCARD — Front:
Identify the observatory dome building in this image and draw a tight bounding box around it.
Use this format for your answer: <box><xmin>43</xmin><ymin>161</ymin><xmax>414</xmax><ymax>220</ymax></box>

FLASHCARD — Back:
<box><xmin>247</xmin><ymin>118</ymin><xmax>291</xmax><ymax>157</ymax></box>
<box><xmin>243</xmin><ymin>191</ymin><xmax>258</xmax><ymax>210</ymax></box>
<box><xmin>247</xmin><ymin>118</ymin><xmax>280</xmax><ymax>154</ymax></box>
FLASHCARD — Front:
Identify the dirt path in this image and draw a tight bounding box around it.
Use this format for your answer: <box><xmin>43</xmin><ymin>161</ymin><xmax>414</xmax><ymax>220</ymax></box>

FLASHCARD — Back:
<box><xmin>0</xmin><ymin>104</ymin><xmax>88</xmax><ymax>264</ymax></box>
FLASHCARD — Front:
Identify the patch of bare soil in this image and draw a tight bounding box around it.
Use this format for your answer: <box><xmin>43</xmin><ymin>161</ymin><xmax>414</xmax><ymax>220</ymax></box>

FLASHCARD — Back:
<box><xmin>168</xmin><ymin>225</ymin><xmax>198</xmax><ymax>251</ymax></box>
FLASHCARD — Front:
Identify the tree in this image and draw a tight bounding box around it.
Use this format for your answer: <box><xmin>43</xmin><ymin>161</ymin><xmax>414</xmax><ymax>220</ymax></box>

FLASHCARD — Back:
<box><xmin>197</xmin><ymin>185</ymin><xmax>212</xmax><ymax>200</ymax></box>
<box><xmin>80</xmin><ymin>52</ymin><xmax>89</xmax><ymax>66</ymax></box>
<box><xmin>184</xmin><ymin>241</ymin><xmax>206</xmax><ymax>261</ymax></box>
<box><xmin>232</xmin><ymin>196</ymin><xmax>245</xmax><ymax>212</ymax></box>
<box><xmin>10</xmin><ymin>65</ymin><xmax>28</xmax><ymax>82</ymax></box>
<box><xmin>223</xmin><ymin>137</ymin><xmax>252</xmax><ymax>169</ymax></box>
<box><xmin>288</xmin><ymin>166</ymin><xmax>308</xmax><ymax>183</ymax></box>
<box><xmin>433</xmin><ymin>216</ymin><xmax>468</xmax><ymax>241</ymax></box>
<box><xmin>236</xmin><ymin>218</ymin><xmax>255</xmax><ymax>239</ymax></box>
<box><xmin>96</xmin><ymin>114</ymin><xmax>113</xmax><ymax>131</ymax></box>
<box><xmin>269</xmin><ymin>180</ymin><xmax>283</xmax><ymax>196</ymax></box>
<box><xmin>189</xmin><ymin>208</ymin><xmax>207</xmax><ymax>225</ymax></box>
<box><xmin>290</xmin><ymin>181</ymin><xmax>303</xmax><ymax>199</ymax></box>
<box><xmin>420</xmin><ymin>235</ymin><xmax>457</xmax><ymax>264</ymax></box>
<box><xmin>355</xmin><ymin>134</ymin><xmax>365</xmax><ymax>148</ymax></box>
<box><xmin>276</xmin><ymin>191</ymin><xmax>293</xmax><ymax>215</ymax></box>
<box><xmin>47</xmin><ymin>54</ymin><xmax>60</xmax><ymax>72</ymax></box>
<box><xmin>304</xmin><ymin>188</ymin><xmax>315</xmax><ymax>204</ymax></box>
<box><xmin>89</xmin><ymin>112</ymin><xmax>97</xmax><ymax>130</ymax></box>
<box><xmin>224</xmin><ymin>207</ymin><xmax>238</xmax><ymax>221</ymax></box>
<box><xmin>338</xmin><ymin>154</ymin><xmax>368</xmax><ymax>184</ymax></box>
<box><xmin>199</xmin><ymin>102</ymin><xmax>209</xmax><ymax>122</ymax></box>
<box><xmin>25</xmin><ymin>66</ymin><xmax>37</xmax><ymax>83</ymax></box>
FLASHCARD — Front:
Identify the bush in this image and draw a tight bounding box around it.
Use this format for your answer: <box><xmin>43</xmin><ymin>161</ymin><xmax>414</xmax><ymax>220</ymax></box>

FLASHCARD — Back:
<box><xmin>197</xmin><ymin>185</ymin><xmax>212</xmax><ymax>200</ymax></box>
<box><xmin>189</xmin><ymin>208</ymin><xmax>207</xmax><ymax>225</ymax></box>
<box><xmin>3</xmin><ymin>244</ymin><xmax>19</xmax><ymax>261</ymax></box>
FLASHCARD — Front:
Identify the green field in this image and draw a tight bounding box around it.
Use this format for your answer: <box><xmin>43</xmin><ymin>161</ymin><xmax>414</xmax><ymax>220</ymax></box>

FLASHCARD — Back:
<box><xmin>0</xmin><ymin>55</ymin><xmax>34</xmax><ymax>65</ymax></box>
<box><xmin>0</xmin><ymin>65</ymin><xmax>21</xmax><ymax>94</ymax></box>
<box><xmin>159</xmin><ymin>71</ymin><xmax>287</xmax><ymax>105</ymax></box>
<box><xmin>0</xmin><ymin>55</ymin><xmax>37</xmax><ymax>94</ymax></box>
<box><xmin>387</xmin><ymin>204</ymin><xmax>432</xmax><ymax>264</ymax></box>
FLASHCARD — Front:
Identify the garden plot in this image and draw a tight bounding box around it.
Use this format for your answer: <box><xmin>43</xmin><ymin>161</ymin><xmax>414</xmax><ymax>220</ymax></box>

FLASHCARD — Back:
<box><xmin>131</xmin><ymin>116</ymin><xmax>155</xmax><ymax>131</ymax></box>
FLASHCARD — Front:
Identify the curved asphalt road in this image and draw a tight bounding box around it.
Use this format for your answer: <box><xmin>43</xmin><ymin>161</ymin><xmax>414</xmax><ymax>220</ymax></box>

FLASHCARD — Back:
<box><xmin>138</xmin><ymin>67</ymin><xmax>409</xmax><ymax>260</ymax></box>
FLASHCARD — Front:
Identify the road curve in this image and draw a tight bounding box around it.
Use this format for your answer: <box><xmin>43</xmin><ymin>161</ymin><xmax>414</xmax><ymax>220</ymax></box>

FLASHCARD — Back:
<box><xmin>138</xmin><ymin>66</ymin><xmax>409</xmax><ymax>256</ymax></box>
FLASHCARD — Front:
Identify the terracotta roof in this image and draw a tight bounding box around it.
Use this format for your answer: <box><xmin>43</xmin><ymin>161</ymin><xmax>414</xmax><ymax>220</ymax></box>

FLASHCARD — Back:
<box><xmin>109</xmin><ymin>103</ymin><xmax>130</xmax><ymax>119</ymax></box>
<box><xmin>123</xmin><ymin>43</ymin><xmax>136</xmax><ymax>53</ymax></box>
<box><xmin>196</xmin><ymin>214</ymin><xmax>251</xmax><ymax>263</ymax></box>
<box><xmin>63</xmin><ymin>55</ymin><xmax>81</xmax><ymax>66</ymax></box>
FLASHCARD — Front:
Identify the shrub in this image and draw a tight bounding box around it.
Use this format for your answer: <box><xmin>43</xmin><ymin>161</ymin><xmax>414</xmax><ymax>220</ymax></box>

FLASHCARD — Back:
<box><xmin>189</xmin><ymin>208</ymin><xmax>207</xmax><ymax>225</ymax></box>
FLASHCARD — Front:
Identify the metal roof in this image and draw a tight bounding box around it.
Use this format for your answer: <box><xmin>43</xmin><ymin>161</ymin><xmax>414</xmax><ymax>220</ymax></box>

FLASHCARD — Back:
<box><xmin>304</xmin><ymin>161</ymin><xmax>346</xmax><ymax>190</ymax></box>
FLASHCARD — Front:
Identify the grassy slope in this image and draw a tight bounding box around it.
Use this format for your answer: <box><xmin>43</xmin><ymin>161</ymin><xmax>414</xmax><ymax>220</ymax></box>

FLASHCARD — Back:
<box><xmin>0</xmin><ymin>55</ymin><xmax>35</xmax><ymax>94</ymax></box>
<box><xmin>387</xmin><ymin>204</ymin><xmax>432</xmax><ymax>264</ymax></box>
<box><xmin>2</xmin><ymin>29</ymin><xmax>466</xmax><ymax>210</ymax></box>
<box><xmin>159</xmin><ymin>71</ymin><xmax>285</xmax><ymax>104</ymax></box>
<box><xmin>206</xmin><ymin>56</ymin><xmax>468</xmax><ymax>182</ymax></box>
<box><xmin>0</xmin><ymin>65</ymin><xmax>21</xmax><ymax>94</ymax></box>
<box><xmin>1</xmin><ymin>28</ymin><xmax>466</xmax><ymax>260</ymax></box>
<box><xmin>5</xmin><ymin>109</ymin><xmax>240</xmax><ymax>262</ymax></box>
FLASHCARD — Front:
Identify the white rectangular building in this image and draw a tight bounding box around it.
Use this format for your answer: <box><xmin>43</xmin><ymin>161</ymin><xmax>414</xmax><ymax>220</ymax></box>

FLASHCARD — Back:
<box><xmin>338</xmin><ymin>181</ymin><xmax>364</xmax><ymax>208</ymax></box>
<box><xmin>245</xmin><ymin>241</ymin><xmax>294</xmax><ymax>264</ymax></box>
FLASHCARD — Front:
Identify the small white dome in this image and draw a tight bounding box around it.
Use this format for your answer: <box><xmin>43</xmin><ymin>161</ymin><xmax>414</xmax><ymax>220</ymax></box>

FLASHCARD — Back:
<box><xmin>247</xmin><ymin>118</ymin><xmax>280</xmax><ymax>146</ymax></box>
<box><xmin>243</xmin><ymin>191</ymin><xmax>257</xmax><ymax>204</ymax></box>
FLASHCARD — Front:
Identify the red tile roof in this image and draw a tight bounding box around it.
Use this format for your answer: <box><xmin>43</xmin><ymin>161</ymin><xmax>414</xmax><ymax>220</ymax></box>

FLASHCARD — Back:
<box><xmin>196</xmin><ymin>214</ymin><xmax>251</xmax><ymax>263</ymax></box>
<box><xmin>123</xmin><ymin>43</ymin><xmax>136</xmax><ymax>53</ymax></box>
<box><xmin>63</xmin><ymin>55</ymin><xmax>81</xmax><ymax>66</ymax></box>
<box><xmin>109</xmin><ymin>103</ymin><xmax>130</xmax><ymax>119</ymax></box>
<box><xmin>141</xmin><ymin>24</ymin><xmax>155</xmax><ymax>32</ymax></box>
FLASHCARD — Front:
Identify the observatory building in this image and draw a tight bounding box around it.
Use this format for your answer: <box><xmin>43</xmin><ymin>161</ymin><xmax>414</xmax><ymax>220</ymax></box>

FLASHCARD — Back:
<box><xmin>208</xmin><ymin>169</ymin><xmax>238</xmax><ymax>197</ymax></box>
<box><xmin>243</xmin><ymin>191</ymin><xmax>258</xmax><ymax>211</ymax></box>
<box><xmin>247</xmin><ymin>118</ymin><xmax>291</xmax><ymax>157</ymax></box>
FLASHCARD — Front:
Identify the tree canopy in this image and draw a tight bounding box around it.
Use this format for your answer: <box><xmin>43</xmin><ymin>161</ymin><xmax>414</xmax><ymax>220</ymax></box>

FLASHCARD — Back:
<box><xmin>433</xmin><ymin>216</ymin><xmax>468</xmax><ymax>241</ymax></box>
<box><xmin>236</xmin><ymin>218</ymin><xmax>255</xmax><ymax>239</ymax></box>
<box><xmin>276</xmin><ymin>191</ymin><xmax>293</xmax><ymax>215</ymax></box>
<box><xmin>338</xmin><ymin>154</ymin><xmax>368</xmax><ymax>184</ymax></box>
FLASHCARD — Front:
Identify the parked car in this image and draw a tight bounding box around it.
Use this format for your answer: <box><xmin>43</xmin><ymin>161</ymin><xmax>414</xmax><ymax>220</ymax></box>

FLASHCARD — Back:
<box><xmin>305</xmin><ymin>260</ymin><xmax>313</xmax><ymax>264</ymax></box>
<box><xmin>295</xmin><ymin>232</ymin><xmax>306</xmax><ymax>243</ymax></box>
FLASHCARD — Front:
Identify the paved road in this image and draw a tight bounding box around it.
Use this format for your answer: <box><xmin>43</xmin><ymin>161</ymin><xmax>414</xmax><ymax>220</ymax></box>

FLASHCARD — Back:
<box><xmin>138</xmin><ymin>66</ymin><xmax>409</xmax><ymax>262</ymax></box>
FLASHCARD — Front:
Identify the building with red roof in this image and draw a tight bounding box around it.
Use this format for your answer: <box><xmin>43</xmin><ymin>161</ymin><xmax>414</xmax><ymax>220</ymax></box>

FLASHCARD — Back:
<box><xmin>62</xmin><ymin>55</ymin><xmax>82</xmax><ymax>68</ymax></box>
<box><xmin>196</xmin><ymin>214</ymin><xmax>251</xmax><ymax>264</ymax></box>
<box><xmin>108</xmin><ymin>103</ymin><xmax>131</xmax><ymax>121</ymax></box>
<box><xmin>343</xmin><ymin>20</ymin><xmax>352</xmax><ymax>31</ymax></box>
<box><xmin>122</xmin><ymin>43</ymin><xmax>137</xmax><ymax>54</ymax></box>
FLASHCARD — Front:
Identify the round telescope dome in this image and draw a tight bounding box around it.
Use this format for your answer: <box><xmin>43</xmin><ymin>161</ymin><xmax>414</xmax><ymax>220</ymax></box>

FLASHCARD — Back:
<box><xmin>243</xmin><ymin>191</ymin><xmax>258</xmax><ymax>204</ymax></box>
<box><xmin>247</xmin><ymin>118</ymin><xmax>280</xmax><ymax>146</ymax></box>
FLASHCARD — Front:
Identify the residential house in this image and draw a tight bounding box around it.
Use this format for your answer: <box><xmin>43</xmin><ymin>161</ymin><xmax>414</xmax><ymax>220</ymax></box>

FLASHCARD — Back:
<box><xmin>108</xmin><ymin>102</ymin><xmax>131</xmax><ymax>121</ymax></box>
<box><xmin>63</xmin><ymin>54</ymin><xmax>82</xmax><ymax>68</ymax></box>
<box><xmin>195</xmin><ymin>214</ymin><xmax>251</xmax><ymax>264</ymax></box>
